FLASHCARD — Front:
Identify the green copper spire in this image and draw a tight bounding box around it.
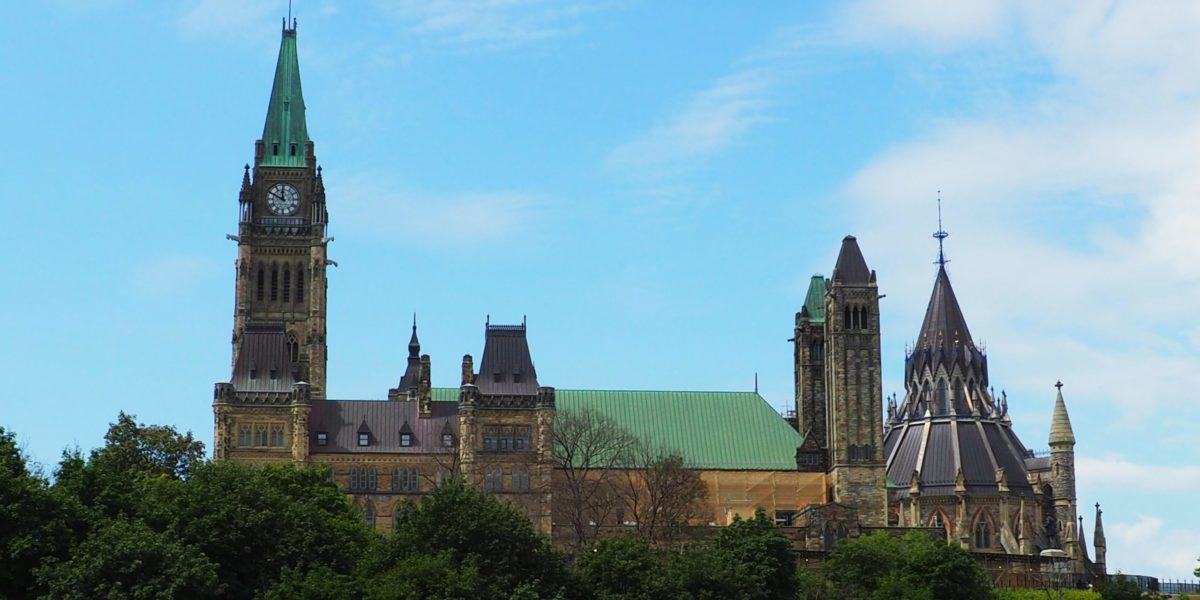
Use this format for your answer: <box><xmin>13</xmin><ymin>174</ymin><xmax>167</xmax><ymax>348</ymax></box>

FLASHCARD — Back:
<box><xmin>260</xmin><ymin>22</ymin><xmax>309</xmax><ymax>168</ymax></box>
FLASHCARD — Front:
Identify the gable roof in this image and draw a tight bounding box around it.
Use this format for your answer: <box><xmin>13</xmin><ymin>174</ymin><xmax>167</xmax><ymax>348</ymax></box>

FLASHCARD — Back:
<box><xmin>556</xmin><ymin>390</ymin><xmax>803</xmax><ymax>470</ymax></box>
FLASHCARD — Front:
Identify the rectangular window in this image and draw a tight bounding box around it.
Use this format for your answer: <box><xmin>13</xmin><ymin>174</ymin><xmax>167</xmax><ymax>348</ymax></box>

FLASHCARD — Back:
<box><xmin>256</xmin><ymin>269</ymin><xmax>265</xmax><ymax>301</ymax></box>
<box><xmin>238</xmin><ymin>425</ymin><xmax>252</xmax><ymax>447</ymax></box>
<box><xmin>400</xmin><ymin>433</ymin><xmax>412</xmax><ymax>447</ymax></box>
<box><xmin>316</xmin><ymin>432</ymin><xmax>327</xmax><ymax>446</ymax></box>
<box><xmin>282</xmin><ymin>269</ymin><xmax>291</xmax><ymax>302</ymax></box>
<box><xmin>295</xmin><ymin>269</ymin><xmax>304</xmax><ymax>302</ymax></box>
<box><xmin>483</xmin><ymin>427</ymin><xmax>531</xmax><ymax>452</ymax></box>
<box><xmin>254</xmin><ymin>424</ymin><xmax>268</xmax><ymax>447</ymax></box>
<box><xmin>358</xmin><ymin>432</ymin><xmax>369</xmax><ymax>447</ymax></box>
<box><xmin>270</xmin><ymin>268</ymin><xmax>278</xmax><ymax>302</ymax></box>
<box><xmin>442</xmin><ymin>433</ymin><xmax>454</xmax><ymax>447</ymax></box>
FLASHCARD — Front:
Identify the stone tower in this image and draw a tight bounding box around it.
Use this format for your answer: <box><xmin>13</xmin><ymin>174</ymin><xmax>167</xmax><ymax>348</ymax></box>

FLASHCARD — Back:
<box><xmin>213</xmin><ymin>20</ymin><xmax>329</xmax><ymax>462</ymax></box>
<box><xmin>793</xmin><ymin>274</ymin><xmax>828</xmax><ymax>470</ymax></box>
<box><xmin>824</xmin><ymin>236</ymin><xmax>887</xmax><ymax>525</ymax></box>
<box><xmin>1048</xmin><ymin>382</ymin><xmax>1079</xmax><ymax>563</ymax></box>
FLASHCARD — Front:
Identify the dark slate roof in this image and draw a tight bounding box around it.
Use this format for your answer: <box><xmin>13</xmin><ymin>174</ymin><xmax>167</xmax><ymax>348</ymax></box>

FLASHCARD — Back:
<box><xmin>232</xmin><ymin>325</ymin><xmax>295</xmax><ymax>392</ymax></box>
<box><xmin>832</xmin><ymin>235</ymin><xmax>871</xmax><ymax>284</ymax></box>
<box><xmin>884</xmin><ymin>417</ymin><xmax>1035</xmax><ymax>498</ymax></box>
<box><xmin>917</xmin><ymin>265</ymin><xmax>974</xmax><ymax>356</ymax></box>
<box><xmin>308</xmin><ymin>399</ymin><xmax>459</xmax><ymax>454</ymax></box>
<box><xmin>397</xmin><ymin>322</ymin><xmax>421</xmax><ymax>390</ymax></box>
<box><xmin>801</xmin><ymin>274</ymin><xmax>826</xmax><ymax>323</ymax></box>
<box><xmin>475</xmin><ymin>323</ymin><xmax>540</xmax><ymax>396</ymax></box>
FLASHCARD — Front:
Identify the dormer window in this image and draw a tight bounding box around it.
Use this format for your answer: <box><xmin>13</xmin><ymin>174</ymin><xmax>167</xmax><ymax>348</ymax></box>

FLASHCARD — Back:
<box><xmin>358</xmin><ymin>432</ymin><xmax>369</xmax><ymax>447</ymax></box>
<box><xmin>513</xmin><ymin>371</ymin><xmax>522</xmax><ymax>383</ymax></box>
<box><xmin>249</xmin><ymin>367</ymin><xmax>258</xmax><ymax>380</ymax></box>
<box><xmin>316</xmin><ymin>432</ymin><xmax>327</xmax><ymax>446</ymax></box>
<box><xmin>400</xmin><ymin>433</ymin><xmax>412</xmax><ymax>447</ymax></box>
<box><xmin>442</xmin><ymin>433</ymin><xmax>454</xmax><ymax>447</ymax></box>
<box><xmin>272</xmin><ymin>142</ymin><xmax>280</xmax><ymax>156</ymax></box>
<box><xmin>269</xmin><ymin>368</ymin><xmax>278</xmax><ymax>381</ymax></box>
<box><xmin>289</xmin><ymin>142</ymin><xmax>297</xmax><ymax>156</ymax></box>
<box><xmin>407</xmin><ymin>389</ymin><xmax>417</xmax><ymax>402</ymax></box>
<box><xmin>493</xmin><ymin>371</ymin><xmax>502</xmax><ymax>383</ymax></box>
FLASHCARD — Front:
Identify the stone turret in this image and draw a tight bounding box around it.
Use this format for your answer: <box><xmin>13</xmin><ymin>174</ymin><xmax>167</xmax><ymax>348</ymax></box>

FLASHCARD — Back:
<box><xmin>1094</xmin><ymin>503</ymin><xmax>1107</xmax><ymax>575</ymax></box>
<box><xmin>1048</xmin><ymin>381</ymin><xmax>1079</xmax><ymax>564</ymax></box>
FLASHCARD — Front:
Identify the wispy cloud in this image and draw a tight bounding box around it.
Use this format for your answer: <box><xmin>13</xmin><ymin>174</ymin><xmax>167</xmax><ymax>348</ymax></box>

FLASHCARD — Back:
<box><xmin>383</xmin><ymin>0</ymin><xmax>612</xmax><ymax>50</ymax></box>
<box><xmin>835</xmin><ymin>0</ymin><xmax>1200</xmax><ymax>578</ymax></box>
<box><xmin>336</xmin><ymin>173</ymin><xmax>544</xmax><ymax>245</ymax></box>
<box><xmin>133</xmin><ymin>256</ymin><xmax>216</xmax><ymax>297</ymax></box>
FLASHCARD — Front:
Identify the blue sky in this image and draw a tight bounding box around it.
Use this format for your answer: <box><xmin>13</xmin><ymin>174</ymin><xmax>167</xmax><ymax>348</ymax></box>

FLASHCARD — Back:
<box><xmin>2</xmin><ymin>0</ymin><xmax>1198</xmax><ymax>579</ymax></box>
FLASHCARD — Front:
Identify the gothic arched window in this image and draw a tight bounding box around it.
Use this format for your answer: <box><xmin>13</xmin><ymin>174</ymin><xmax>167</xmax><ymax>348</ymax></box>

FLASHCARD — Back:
<box><xmin>255</xmin><ymin>267</ymin><xmax>265</xmax><ymax>302</ymax></box>
<box><xmin>270</xmin><ymin>265</ymin><xmax>279</xmax><ymax>302</ymax></box>
<box><xmin>974</xmin><ymin>519</ymin><xmax>993</xmax><ymax>549</ymax></box>
<box><xmin>295</xmin><ymin>266</ymin><xmax>305</xmax><ymax>302</ymax></box>
<box><xmin>282</xmin><ymin>267</ymin><xmax>291</xmax><ymax>302</ymax></box>
<box><xmin>363</xmin><ymin>502</ymin><xmax>375</xmax><ymax>529</ymax></box>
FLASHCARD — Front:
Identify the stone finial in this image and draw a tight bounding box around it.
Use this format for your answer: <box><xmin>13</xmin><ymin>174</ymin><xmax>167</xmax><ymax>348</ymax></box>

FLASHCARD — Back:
<box><xmin>461</xmin><ymin>354</ymin><xmax>474</xmax><ymax>386</ymax></box>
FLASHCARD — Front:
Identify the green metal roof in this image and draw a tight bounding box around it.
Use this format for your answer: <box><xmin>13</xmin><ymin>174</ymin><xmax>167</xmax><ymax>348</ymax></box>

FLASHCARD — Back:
<box><xmin>803</xmin><ymin>274</ymin><xmax>826</xmax><ymax>323</ymax></box>
<box><xmin>260</xmin><ymin>27</ymin><xmax>309</xmax><ymax>168</ymax></box>
<box><xmin>431</xmin><ymin>388</ymin><xmax>803</xmax><ymax>470</ymax></box>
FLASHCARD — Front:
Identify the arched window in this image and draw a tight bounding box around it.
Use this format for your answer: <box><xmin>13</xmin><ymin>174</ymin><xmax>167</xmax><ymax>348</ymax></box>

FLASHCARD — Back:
<box><xmin>295</xmin><ymin>266</ymin><xmax>305</xmax><ymax>302</ymax></box>
<box><xmin>937</xmin><ymin>380</ymin><xmax>949</xmax><ymax>415</ymax></box>
<box><xmin>391</xmin><ymin>468</ymin><xmax>419</xmax><ymax>493</ymax></box>
<box><xmin>269</xmin><ymin>424</ymin><xmax>285</xmax><ymax>447</ymax></box>
<box><xmin>350</xmin><ymin>467</ymin><xmax>378</xmax><ymax>491</ymax></box>
<box><xmin>974</xmin><ymin>518</ymin><xmax>993</xmax><ymax>549</ymax></box>
<box><xmin>269</xmin><ymin>265</ymin><xmax>279</xmax><ymax>302</ymax></box>
<box><xmin>255</xmin><ymin>267</ymin><xmax>265</xmax><ymax>302</ymax></box>
<box><xmin>282</xmin><ymin>267</ymin><xmax>291</xmax><ymax>302</ymax></box>
<box><xmin>843</xmin><ymin>307</ymin><xmax>851</xmax><ymax>329</ymax></box>
<box><xmin>484</xmin><ymin>468</ymin><xmax>504</xmax><ymax>492</ymax></box>
<box><xmin>363</xmin><ymin>502</ymin><xmax>375</xmax><ymax>529</ymax></box>
<box><xmin>287</xmin><ymin>335</ymin><xmax>299</xmax><ymax>365</ymax></box>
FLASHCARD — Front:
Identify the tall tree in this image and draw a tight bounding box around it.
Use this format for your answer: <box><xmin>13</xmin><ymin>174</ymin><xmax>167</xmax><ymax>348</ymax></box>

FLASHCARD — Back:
<box><xmin>0</xmin><ymin>427</ymin><xmax>70</xmax><ymax>599</ymax></box>
<box><xmin>619</xmin><ymin>446</ymin><xmax>708</xmax><ymax>545</ymax></box>
<box><xmin>368</xmin><ymin>478</ymin><xmax>567</xmax><ymax>599</ymax></box>
<box><xmin>823</xmin><ymin>531</ymin><xmax>991</xmax><ymax>600</ymax></box>
<box><xmin>550</xmin><ymin>408</ymin><xmax>638</xmax><ymax>551</ymax></box>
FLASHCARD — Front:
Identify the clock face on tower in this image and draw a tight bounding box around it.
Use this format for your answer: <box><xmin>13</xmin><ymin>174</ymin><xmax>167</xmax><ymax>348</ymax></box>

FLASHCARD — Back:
<box><xmin>267</xmin><ymin>183</ymin><xmax>300</xmax><ymax>215</ymax></box>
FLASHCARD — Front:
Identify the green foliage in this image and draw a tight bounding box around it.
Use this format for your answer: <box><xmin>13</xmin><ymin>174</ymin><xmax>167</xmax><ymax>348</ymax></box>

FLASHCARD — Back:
<box><xmin>35</xmin><ymin>519</ymin><xmax>220</xmax><ymax>599</ymax></box>
<box><xmin>992</xmin><ymin>589</ymin><xmax>1100</xmax><ymax>600</ymax></box>
<box><xmin>365</xmin><ymin>478</ymin><xmax>567</xmax><ymax>599</ymax></box>
<box><xmin>709</xmin><ymin>508</ymin><xmax>799</xmax><ymax>600</ymax></box>
<box><xmin>574</xmin><ymin>536</ymin><xmax>671</xmax><ymax>600</ymax></box>
<box><xmin>262</xmin><ymin>565</ymin><xmax>360</xmax><ymax>600</ymax></box>
<box><xmin>138</xmin><ymin>461</ymin><xmax>372</xmax><ymax>599</ymax></box>
<box><xmin>1094</xmin><ymin>574</ymin><xmax>1145</xmax><ymax>600</ymax></box>
<box><xmin>824</xmin><ymin>531</ymin><xmax>991</xmax><ymax>600</ymax></box>
<box><xmin>0</xmin><ymin>427</ymin><xmax>71</xmax><ymax>599</ymax></box>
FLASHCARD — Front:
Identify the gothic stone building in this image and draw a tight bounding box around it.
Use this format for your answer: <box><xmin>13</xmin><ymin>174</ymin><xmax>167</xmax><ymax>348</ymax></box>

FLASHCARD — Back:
<box><xmin>213</xmin><ymin>24</ymin><xmax>1105</xmax><ymax>577</ymax></box>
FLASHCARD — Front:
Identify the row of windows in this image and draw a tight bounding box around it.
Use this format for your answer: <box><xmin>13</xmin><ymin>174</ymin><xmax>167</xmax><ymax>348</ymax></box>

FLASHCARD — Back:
<box><xmin>846</xmin><ymin>444</ymin><xmax>874</xmax><ymax>461</ymax></box>
<box><xmin>926</xmin><ymin>511</ymin><xmax>996</xmax><ymax>549</ymax></box>
<box><xmin>842</xmin><ymin>305</ymin><xmax>871</xmax><ymax>331</ymax></box>
<box><xmin>255</xmin><ymin>264</ymin><xmax>305</xmax><ymax>304</ymax></box>
<box><xmin>483</xmin><ymin>426</ymin><xmax>531</xmax><ymax>452</ymax></box>
<box><xmin>347</xmin><ymin>467</ymin><xmax>445</xmax><ymax>493</ymax></box>
<box><xmin>317</xmin><ymin>431</ymin><xmax>456</xmax><ymax>448</ymax></box>
<box><xmin>238</xmin><ymin>423</ymin><xmax>286</xmax><ymax>448</ymax></box>
<box><xmin>482</xmin><ymin>466</ymin><xmax>532</xmax><ymax>492</ymax></box>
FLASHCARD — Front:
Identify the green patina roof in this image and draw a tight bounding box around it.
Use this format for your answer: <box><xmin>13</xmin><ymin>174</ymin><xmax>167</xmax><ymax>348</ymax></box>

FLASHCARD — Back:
<box><xmin>431</xmin><ymin>388</ymin><xmax>803</xmax><ymax>470</ymax></box>
<box><xmin>260</xmin><ymin>27</ymin><xmax>309</xmax><ymax>168</ymax></box>
<box><xmin>803</xmin><ymin>274</ymin><xmax>826</xmax><ymax>323</ymax></box>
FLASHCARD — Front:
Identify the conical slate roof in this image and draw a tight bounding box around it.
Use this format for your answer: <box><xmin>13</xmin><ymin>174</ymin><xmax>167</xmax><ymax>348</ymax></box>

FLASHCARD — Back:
<box><xmin>832</xmin><ymin>236</ymin><xmax>871</xmax><ymax>284</ymax></box>
<box><xmin>918</xmin><ymin>265</ymin><xmax>973</xmax><ymax>353</ymax></box>
<box><xmin>1049</xmin><ymin>383</ymin><xmax>1075</xmax><ymax>445</ymax></box>
<box><xmin>260</xmin><ymin>24</ymin><xmax>309</xmax><ymax>167</ymax></box>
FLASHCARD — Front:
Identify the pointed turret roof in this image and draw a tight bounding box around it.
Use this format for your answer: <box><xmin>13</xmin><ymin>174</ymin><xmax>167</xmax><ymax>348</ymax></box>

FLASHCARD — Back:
<box><xmin>1049</xmin><ymin>381</ymin><xmax>1076</xmax><ymax>446</ymax></box>
<box><xmin>260</xmin><ymin>23</ymin><xmax>309</xmax><ymax>168</ymax></box>
<box><xmin>397</xmin><ymin>318</ymin><xmax>422</xmax><ymax>392</ymax></box>
<box><xmin>408</xmin><ymin>315</ymin><xmax>421</xmax><ymax>357</ymax></box>
<box><xmin>1093</xmin><ymin>503</ymin><xmax>1106</xmax><ymax>548</ymax></box>
<box><xmin>801</xmin><ymin>274</ymin><xmax>826</xmax><ymax>323</ymax></box>
<box><xmin>917</xmin><ymin>265</ymin><xmax>974</xmax><ymax>352</ymax></box>
<box><xmin>832</xmin><ymin>236</ymin><xmax>871</xmax><ymax>284</ymax></box>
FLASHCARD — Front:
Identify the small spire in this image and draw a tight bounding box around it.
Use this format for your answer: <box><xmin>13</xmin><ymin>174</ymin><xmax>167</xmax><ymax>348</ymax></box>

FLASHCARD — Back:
<box><xmin>1049</xmin><ymin>381</ymin><xmax>1076</xmax><ymax>446</ymax></box>
<box><xmin>1094</xmin><ymin>503</ymin><xmax>1106</xmax><ymax>548</ymax></box>
<box><xmin>933</xmin><ymin>191</ymin><xmax>950</xmax><ymax>268</ymax></box>
<box><xmin>408</xmin><ymin>314</ymin><xmax>420</xmax><ymax>358</ymax></box>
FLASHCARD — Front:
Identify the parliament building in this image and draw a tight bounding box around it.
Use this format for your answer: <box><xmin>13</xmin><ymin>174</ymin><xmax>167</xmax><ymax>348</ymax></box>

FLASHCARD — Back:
<box><xmin>213</xmin><ymin>23</ymin><xmax>1106</xmax><ymax>582</ymax></box>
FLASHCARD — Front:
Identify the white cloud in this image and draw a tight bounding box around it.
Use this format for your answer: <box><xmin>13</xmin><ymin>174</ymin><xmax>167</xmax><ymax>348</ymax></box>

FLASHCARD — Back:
<box><xmin>1077</xmin><ymin>456</ymin><xmax>1200</xmax><ymax>494</ymax></box>
<box><xmin>384</xmin><ymin>0</ymin><xmax>610</xmax><ymax>49</ymax></box>
<box><xmin>607</xmin><ymin>67</ymin><xmax>777</xmax><ymax>174</ymax></box>
<box><xmin>335</xmin><ymin>174</ymin><xmax>543</xmax><ymax>245</ymax></box>
<box><xmin>839</xmin><ymin>0</ymin><xmax>1012</xmax><ymax>48</ymax></box>
<box><xmin>1107</xmin><ymin>515</ymin><xmax>1200</xmax><ymax>580</ymax></box>
<box><xmin>133</xmin><ymin>256</ymin><xmax>216</xmax><ymax>297</ymax></box>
